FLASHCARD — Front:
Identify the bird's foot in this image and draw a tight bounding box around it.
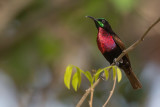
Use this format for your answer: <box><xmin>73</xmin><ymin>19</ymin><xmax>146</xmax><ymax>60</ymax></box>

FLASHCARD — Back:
<box><xmin>119</xmin><ymin>59</ymin><xmax>123</xmax><ymax>63</ymax></box>
<box><xmin>113</xmin><ymin>58</ymin><xmax>119</xmax><ymax>66</ymax></box>
<box><xmin>113</xmin><ymin>58</ymin><xmax>123</xmax><ymax>66</ymax></box>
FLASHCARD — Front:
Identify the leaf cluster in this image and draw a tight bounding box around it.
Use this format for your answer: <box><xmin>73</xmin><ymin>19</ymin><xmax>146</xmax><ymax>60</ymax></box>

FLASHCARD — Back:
<box><xmin>64</xmin><ymin>65</ymin><xmax>122</xmax><ymax>91</ymax></box>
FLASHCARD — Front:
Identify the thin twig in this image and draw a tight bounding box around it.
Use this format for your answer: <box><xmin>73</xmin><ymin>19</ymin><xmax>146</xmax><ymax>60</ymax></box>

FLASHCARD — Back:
<box><xmin>141</xmin><ymin>17</ymin><xmax>160</xmax><ymax>40</ymax></box>
<box><xmin>102</xmin><ymin>77</ymin><xmax>117</xmax><ymax>107</ymax></box>
<box><xmin>89</xmin><ymin>87</ymin><xmax>94</xmax><ymax>107</ymax></box>
<box><xmin>76</xmin><ymin>17</ymin><xmax>160</xmax><ymax>107</ymax></box>
<box><xmin>115</xmin><ymin>17</ymin><xmax>160</xmax><ymax>63</ymax></box>
<box><xmin>76</xmin><ymin>78</ymin><xmax>101</xmax><ymax>107</ymax></box>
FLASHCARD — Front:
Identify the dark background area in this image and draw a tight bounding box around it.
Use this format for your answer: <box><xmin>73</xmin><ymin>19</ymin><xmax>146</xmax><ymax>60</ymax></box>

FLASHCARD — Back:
<box><xmin>0</xmin><ymin>0</ymin><xmax>160</xmax><ymax>107</ymax></box>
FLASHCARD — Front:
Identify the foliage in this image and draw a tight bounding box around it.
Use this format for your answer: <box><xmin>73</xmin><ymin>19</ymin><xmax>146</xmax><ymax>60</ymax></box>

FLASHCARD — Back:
<box><xmin>64</xmin><ymin>65</ymin><xmax>122</xmax><ymax>91</ymax></box>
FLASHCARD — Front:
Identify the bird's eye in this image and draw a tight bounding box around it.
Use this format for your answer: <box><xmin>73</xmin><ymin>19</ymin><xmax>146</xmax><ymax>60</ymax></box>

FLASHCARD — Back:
<box><xmin>102</xmin><ymin>20</ymin><xmax>105</xmax><ymax>23</ymax></box>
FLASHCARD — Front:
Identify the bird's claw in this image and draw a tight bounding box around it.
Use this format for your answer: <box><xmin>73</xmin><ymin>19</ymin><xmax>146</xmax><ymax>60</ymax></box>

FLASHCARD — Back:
<box><xmin>113</xmin><ymin>58</ymin><xmax>119</xmax><ymax>66</ymax></box>
<box><xmin>119</xmin><ymin>59</ymin><xmax>123</xmax><ymax>63</ymax></box>
<box><xmin>113</xmin><ymin>58</ymin><xmax>123</xmax><ymax>66</ymax></box>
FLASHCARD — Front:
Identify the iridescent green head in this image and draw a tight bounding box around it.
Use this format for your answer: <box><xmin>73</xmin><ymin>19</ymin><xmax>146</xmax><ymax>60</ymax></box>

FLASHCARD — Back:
<box><xmin>86</xmin><ymin>16</ymin><xmax>114</xmax><ymax>34</ymax></box>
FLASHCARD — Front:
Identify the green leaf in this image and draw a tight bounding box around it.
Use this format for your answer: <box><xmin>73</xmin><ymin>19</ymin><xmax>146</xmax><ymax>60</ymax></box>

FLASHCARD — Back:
<box><xmin>104</xmin><ymin>69</ymin><xmax>109</xmax><ymax>80</ymax></box>
<box><xmin>72</xmin><ymin>72</ymin><xmax>79</xmax><ymax>91</ymax></box>
<box><xmin>94</xmin><ymin>69</ymin><xmax>103</xmax><ymax>81</ymax></box>
<box><xmin>112</xmin><ymin>66</ymin><xmax>116</xmax><ymax>80</ymax></box>
<box><xmin>105</xmin><ymin>66</ymin><xmax>112</xmax><ymax>80</ymax></box>
<box><xmin>83</xmin><ymin>71</ymin><xmax>93</xmax><ymax>85</ymax></box>
<box><xmin>64</xmin><ymin>65</ymin><xmax>73</xmax><ymax>89</ymax></box>
<box><xmin>76</xmin><ymin>67</ymin><xmax>81</xmax><ymax>87</ymax></box>
<box><xmin>116</xmin><ymin>67</ymin><xmax>122</xmax><ymax>82</ymax></box>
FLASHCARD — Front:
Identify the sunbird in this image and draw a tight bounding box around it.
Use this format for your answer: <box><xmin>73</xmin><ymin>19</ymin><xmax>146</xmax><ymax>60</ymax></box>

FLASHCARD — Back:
<box><xmin>87</xmin><ymin>16</ymin><xmax>142</xmax><ymax>89</ymax></box>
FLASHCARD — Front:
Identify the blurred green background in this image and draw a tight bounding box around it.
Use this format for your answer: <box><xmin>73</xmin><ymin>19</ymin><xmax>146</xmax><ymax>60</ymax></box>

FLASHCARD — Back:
<box><xmin>0</xmin><ymin>0</ymin><xmax>160</xmax><ymax>107</ymax></box>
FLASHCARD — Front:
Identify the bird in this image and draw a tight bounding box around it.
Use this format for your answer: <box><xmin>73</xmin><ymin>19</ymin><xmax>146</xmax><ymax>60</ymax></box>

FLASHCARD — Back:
<box><xmin>86</xmin><ymin>16</ymin><xmax>142</xmax><ymax>89</ymax></box>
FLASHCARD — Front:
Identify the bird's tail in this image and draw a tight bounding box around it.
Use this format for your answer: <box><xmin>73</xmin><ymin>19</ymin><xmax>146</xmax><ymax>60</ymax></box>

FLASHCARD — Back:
<box><xmin>123</xmin><ymin>67</ymin><xmax>142</xmax><ymax>90</ymax></box>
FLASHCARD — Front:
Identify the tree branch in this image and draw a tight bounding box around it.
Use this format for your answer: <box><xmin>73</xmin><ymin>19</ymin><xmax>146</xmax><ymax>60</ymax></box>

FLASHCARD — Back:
<box><xmin>102</xmin><ymin>76</ymin><xmax>116</xmax><ymax>107</ymax></box>
<box><xmin>115</xmin><ymin>17</ymin><xmax>160</xmax><ymax>63</ymax></box>
<box><xmin>89</xmin><ymin>87</ymin><xmax>94</xmax><ymax>107</ymax></box>
<box><xmin>76</xmin><ymin>17</ymin><xmax>160</xmax><ymax>107</ymax></box>
<box><xmin>76</xmin><ymin>79</ymin><xmax>101</xmax><ymax>107</ymax></box>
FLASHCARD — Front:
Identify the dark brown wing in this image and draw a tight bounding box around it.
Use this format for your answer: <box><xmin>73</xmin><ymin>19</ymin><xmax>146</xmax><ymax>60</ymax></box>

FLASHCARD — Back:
<box><xmin>113</xmin><ymin>35</ymin><xmax>142</xmax><ymax>89</ymax></box>
<box><xmin>112</xmin><ymin>35</ymin><xmax>125</xmax><ymax>50</ymax></box>
<box><xmin>112</xmin><ymin>35</ymin><xmax>130</xmax><ymax>60</ymax></box>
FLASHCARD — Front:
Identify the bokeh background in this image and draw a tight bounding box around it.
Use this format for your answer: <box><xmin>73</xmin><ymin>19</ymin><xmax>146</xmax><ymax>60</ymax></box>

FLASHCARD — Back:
<box><xmin>0</xmin><ymin>0</ymin><xmax>160</xmax><ymax>107</ymax></box>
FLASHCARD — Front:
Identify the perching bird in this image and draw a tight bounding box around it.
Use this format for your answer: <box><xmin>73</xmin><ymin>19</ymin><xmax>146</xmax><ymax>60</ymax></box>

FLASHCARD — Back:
<box><xmin>87</xmin><ymin>16</ymin><xmax>142</xmax><ymax>89</ymax></box>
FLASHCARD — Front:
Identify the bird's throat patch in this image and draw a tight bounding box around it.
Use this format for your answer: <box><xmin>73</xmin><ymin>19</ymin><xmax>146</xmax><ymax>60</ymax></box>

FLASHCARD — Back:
<box><xmin>97</xmin><ymin>28</ymin><xmax>116</xmax><ymax>53</ymax></box>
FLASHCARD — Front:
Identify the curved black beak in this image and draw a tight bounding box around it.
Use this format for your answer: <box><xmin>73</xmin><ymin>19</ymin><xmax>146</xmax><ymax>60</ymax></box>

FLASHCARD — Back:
<box><xmin>86</xmin><ymin>16</ymin><xmax>98</xmax><ymax>21</ymax></box>
<box><xmin>86</xmin><ymin>16</ymin><xmax>99</xmax><ymax>29</ymax></box>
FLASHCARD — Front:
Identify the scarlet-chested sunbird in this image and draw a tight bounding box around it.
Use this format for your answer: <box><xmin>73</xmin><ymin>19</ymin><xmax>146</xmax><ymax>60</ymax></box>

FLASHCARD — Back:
<box><xmin>87</xmin><ymin>16</ymin><xmax>142</xmax><ymax>89</ymax></box>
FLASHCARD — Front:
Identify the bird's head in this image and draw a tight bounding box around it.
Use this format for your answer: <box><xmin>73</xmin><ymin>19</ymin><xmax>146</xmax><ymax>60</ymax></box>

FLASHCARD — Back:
<box><xmin>86</xmin><ymin>16</ymin><xmax>114</xmax><ymax>34</ymax></box>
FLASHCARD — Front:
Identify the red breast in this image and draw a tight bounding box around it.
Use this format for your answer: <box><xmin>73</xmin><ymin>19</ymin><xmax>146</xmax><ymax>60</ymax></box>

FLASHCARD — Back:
<box><xmin>97</xmin><ymin>27</ymin><xmax>116</xmax><ymax>53</ymax></box>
